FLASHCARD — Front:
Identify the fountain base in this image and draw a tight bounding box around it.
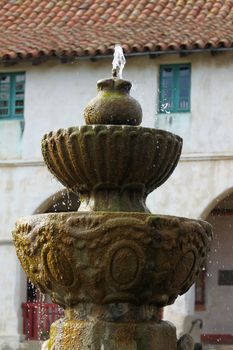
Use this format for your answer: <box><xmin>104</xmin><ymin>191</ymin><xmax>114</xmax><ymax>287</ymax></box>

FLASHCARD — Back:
<box><xmin>50</xmin><ymin>304</ymin><xmax>177</xmax><ymax>349</ymax></box>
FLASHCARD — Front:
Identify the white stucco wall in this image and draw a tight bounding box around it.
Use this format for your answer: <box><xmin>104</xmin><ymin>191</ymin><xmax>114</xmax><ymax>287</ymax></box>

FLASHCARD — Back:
<box><xmin>0</xmin><ymin>120</ymin><xmax>23</xmax><ymax>159</ymax></box>
<box><xmin>155</xmin><ymin>53</ymin><xmax>233</xmax><ymax>154</ymax></box>
<box><xmin>0</xmin><ymin>52</ymin><xmax>233</xmax><ymax>347</ymax></box>
<box><xmin>0</xmin><ymin>245</ymin><xmax>26</xmax><ymax>348</ymax></box>
<box><xmin>0</xmin><ymin>164</ymin><xmax>62</xmax><ymax>348</ymax></box>
<box><xmin>21</xmin><ymin>57</ymin><xmax>158</xmax><ymax>159</ymax></box>
<box><xmin>0</xmin><ymin>52</ymin><xmax>232</xmax><ymax>160</ymax></box>
<box><xmin>147</xmin><ymin>158</ymin><xmax>233</xmax><ymax>218</ymax></box>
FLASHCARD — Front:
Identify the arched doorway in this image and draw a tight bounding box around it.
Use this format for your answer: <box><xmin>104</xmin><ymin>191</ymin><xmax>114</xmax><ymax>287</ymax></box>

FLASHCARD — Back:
<box><xmin>34</xmin><ymin>189</ymin><xmax>80</xmax><ymax>214</ymax></box>
<box><xmin>195</xmin><ymin>190</ymin><xmax>233</xmax><ymax>346</ymax></box>
<box><xmin>22</xmin><ymin>190</ymin><xmax>80</xmax><ymax>341</ymax></box>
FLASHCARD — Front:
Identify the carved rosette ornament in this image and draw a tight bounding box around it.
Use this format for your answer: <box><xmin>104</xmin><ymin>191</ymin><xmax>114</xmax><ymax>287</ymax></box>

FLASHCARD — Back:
<box><xmin>13</xmin><ymin>72</ymin><xmax>212</xmax><ymax>350</ymax></box>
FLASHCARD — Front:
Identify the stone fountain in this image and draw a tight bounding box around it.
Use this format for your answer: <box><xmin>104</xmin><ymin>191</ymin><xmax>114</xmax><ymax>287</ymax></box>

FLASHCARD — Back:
<box><xmin>13</xmin><ymin>48</ymin><xmax>212</xmax><ymax>349</ymax></box>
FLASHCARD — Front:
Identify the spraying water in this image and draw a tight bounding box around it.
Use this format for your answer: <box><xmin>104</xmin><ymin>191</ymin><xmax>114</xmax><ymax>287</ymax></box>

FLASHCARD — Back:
<box><xmin>112</xmin><ymin>44</ymin><xmax>126</xmax><ymax>79</ymax></box>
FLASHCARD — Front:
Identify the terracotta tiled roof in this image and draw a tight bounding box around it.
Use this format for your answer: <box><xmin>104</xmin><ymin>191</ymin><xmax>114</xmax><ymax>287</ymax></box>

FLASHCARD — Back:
<box><xmin>0</xmin><ymin>0</ymin><xmax>232</xmax><ymax>63</ymax></box>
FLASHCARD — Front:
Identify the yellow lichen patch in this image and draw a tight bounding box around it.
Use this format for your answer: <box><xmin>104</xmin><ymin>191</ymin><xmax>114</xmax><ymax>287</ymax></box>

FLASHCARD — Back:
<box><xmin>59</xmin><ymin>319</ymin><xmax>88</xmax><ymax>350</ymax></box>
<box><xmin>112</xmin><ymin>323</ymin><xmax>137</xmax><ymax>348</ymax></box>
<box><xmin>48</xmin><ymin>322</ymin><xmax>56</xmax><ymax>350</ymax></box>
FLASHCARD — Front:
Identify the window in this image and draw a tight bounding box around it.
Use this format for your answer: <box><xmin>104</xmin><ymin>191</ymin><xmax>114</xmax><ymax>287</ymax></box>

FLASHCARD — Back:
<box><xmin>0</xmin><ymin>72</ymin><xmax>25</xmax><ymax>120</ymax></box>
<box><xmin>159</xmin><ymin>64</ymin><xmax>191</xmax><ymax>113</ymax></box>
<box><xmin>218</xmin><ymin>270</ymin><xmax>233</xmax><ymax>286</ymax></box>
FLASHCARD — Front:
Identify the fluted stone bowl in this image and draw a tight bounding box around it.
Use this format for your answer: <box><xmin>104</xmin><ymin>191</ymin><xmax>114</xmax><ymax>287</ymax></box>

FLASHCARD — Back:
<box><xmin>41</xmin><ymin>126</ymin><xmax>182</xmax><ymax>197</ymax></box>
<box><xmin>13</xmin><ymin>211</ymin><xmax>212</xmax><ymax>308</ymax></box>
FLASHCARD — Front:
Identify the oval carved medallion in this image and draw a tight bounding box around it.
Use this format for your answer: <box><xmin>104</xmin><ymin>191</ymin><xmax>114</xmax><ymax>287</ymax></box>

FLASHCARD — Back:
<box><xmin>42</xmin><ymin>245</ymin><xmax>74</xmax><ymax>287</ymax></box>
<box><xmin>106</xmin><ymin>240</ymin><xmax>145</xmax><ymax>290</ymax></box>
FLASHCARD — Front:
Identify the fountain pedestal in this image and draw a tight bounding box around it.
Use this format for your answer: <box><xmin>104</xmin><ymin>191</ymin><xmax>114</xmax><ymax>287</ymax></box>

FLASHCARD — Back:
<box><xmin>51</xmin><ymin>304</ymin><xmax>176</xmax><ymax>350</ymax></box>
<box><xmin>13</xmin><ymin>76</ymin><xmax>212</xmax><ymax>350</ymax></box>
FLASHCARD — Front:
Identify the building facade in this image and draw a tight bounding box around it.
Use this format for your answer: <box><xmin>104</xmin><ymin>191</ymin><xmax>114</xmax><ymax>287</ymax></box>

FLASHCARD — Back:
<box><xmin>0</xmin><ymin>52</ymin><xmax>233</xmax><ymax>348</ymax></box>
<box><xmin>0</xmin><ymin>0</ymin><xmax>233</xmax><ymax>349</ymax></box>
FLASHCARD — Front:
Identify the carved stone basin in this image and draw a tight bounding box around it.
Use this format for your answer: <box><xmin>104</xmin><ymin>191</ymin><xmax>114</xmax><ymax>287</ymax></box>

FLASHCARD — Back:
<box><xmin>13</xmin><ymin>211</ymin><xmax>212</xmax><ymax>308</ymax></box>
<box><xmin>41</xmin><ymin>126</ymin><xmax>182</xmax><ymax>212</ymax></box>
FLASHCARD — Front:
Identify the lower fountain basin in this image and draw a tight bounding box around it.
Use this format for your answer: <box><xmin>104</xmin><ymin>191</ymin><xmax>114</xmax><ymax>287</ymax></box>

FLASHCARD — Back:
<box><xmin>13</xmin><ymin>212</ymin><xmax>212</xmax><ymax>307</ymax></box>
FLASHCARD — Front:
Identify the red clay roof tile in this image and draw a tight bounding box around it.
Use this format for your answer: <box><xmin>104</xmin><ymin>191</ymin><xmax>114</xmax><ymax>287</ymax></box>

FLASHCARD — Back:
<box><xmin>0</xmin><ymin>0</ymin><xmax>232</xmax><ymax>63</ymax></box>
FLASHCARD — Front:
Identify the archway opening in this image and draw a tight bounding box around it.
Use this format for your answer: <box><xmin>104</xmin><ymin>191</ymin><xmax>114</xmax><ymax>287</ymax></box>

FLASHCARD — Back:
<box><xmin>23</xmin><ymin>190</ymin><xmax>80</xmax><ymax>341</ymax></box>
<box><xmin>195</xmin><ymin>191</ymin><xmax>233</xmax><ymax>346</ymax></box>
<box><xmin>34</xmin><ymin>189</ymin><xmax>80</xmax><ymax>214</ymax></box>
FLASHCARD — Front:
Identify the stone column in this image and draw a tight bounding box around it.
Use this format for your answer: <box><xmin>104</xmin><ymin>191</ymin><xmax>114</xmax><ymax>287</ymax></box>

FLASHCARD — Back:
<box><xmin>51</xmin><ymin>304</ymin><xmax>177</xmax><ymax>350</ymax></box>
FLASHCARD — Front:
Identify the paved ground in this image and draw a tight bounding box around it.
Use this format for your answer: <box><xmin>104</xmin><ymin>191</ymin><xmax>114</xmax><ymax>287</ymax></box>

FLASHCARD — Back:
<box><xmin>204</xmin><ymin>346</ymin><xmax>233</xmax><ymax>350</ymax></box>
<box><xmin>19</xmin><ymin>341</ymin><xmax>41</xmax><ymax>350</ymax></box>
<box><xmin>16</xmin><ymin>341</ymin><xmax>233</xmax><ymax>350</ymax></box>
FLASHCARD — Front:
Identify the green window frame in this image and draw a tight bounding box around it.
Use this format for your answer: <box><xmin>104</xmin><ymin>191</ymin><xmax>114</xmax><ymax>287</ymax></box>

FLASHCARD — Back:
<box><xmin>0</xmin><ymin>72</ymin><xmax>25</xmax><ymax>120</ymax></box>
<box><xmin>159</xmin><ymin>64</ymin><xmax>191</xmax><ymax>113</ymax></box>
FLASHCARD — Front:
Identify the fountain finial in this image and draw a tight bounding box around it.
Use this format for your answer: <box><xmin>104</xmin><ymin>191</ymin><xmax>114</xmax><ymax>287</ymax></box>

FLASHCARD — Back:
<box><xmin>112</xmin><ymin>44</ymin><xmax>126</xmax><ymax>78</ymax></box>
<box><xmin>84</xmin><ymin>44</ymin><xmax>142</xmax><ymax>125</ymax></box>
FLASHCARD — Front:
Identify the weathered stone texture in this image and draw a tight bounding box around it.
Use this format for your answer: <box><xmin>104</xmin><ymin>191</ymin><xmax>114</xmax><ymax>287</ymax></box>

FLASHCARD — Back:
<box><xmin>12</xmin><ymin>77</ymin><xmax>212</xmax><ymax>349</ymax></box>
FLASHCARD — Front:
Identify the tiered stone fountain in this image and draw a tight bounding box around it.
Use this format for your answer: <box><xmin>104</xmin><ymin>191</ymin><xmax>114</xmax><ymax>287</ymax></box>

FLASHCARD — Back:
<box><xmin>13</xmin><ymin>49</ymin><xmax>212</xmax><ymax>349</ymax></box>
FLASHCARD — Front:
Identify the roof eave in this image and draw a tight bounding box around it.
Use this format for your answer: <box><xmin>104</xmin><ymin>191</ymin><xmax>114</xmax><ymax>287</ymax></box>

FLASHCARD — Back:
<box><xmin>1</xmin><ymin>47</ymin><xmax>233</xmax><ymax>66</ymax></box>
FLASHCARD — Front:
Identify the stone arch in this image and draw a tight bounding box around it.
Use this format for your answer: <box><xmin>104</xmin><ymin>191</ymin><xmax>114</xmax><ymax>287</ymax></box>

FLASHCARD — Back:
<box><xmin>33</xmin><ymin>189</ymin><xmax>80</xmax><ymax>214</ymax></box>
<box><xmin>200</xmin><ymin>186</ymin><xmax>233</xmax><ymax>220</ymax></box>
<box><xmin>194</xmin><ymin>186</ymin><xmax>233</xmax><ymax>346</ymax></box>
<box><xmin>23</xmin><ymin>189</ymin><xmax>80</xmax><ymax>340</ymax></box>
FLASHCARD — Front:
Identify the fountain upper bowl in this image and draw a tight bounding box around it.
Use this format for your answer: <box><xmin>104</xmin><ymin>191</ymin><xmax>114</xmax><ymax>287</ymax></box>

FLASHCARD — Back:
<box><xmin>41</xmin><ymin>125</ymin><xmax>182</xmax><ymax>197</ymax></box>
